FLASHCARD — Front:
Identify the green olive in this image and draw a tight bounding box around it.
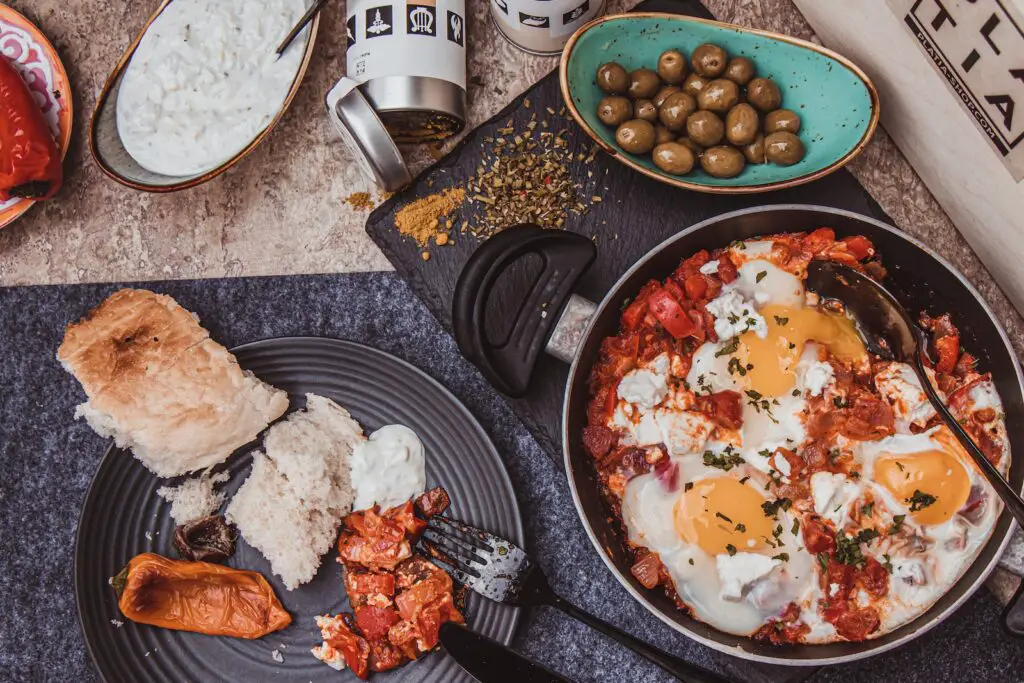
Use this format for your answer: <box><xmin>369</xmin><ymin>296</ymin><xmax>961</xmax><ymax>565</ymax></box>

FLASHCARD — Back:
<box><xmin>677</xmin><ymin>137</ymin><xmax>704</xmax><ymax>158</ymax></box>
<box><xmin>690</xmin><ymin>43</ymin><xmax>728</xmax><ymax>78</ymax></box>
<box><xmin>596</xmin><ymin>62</ymin><xmax>629</xmax><ymax>94</ymax></box>
<box><xmin>747</xmin><ymin>77</ymin><xmax>782</xmax><ymax>113</ymax></box>
<box><xmin>597</xmin><ymin>96</ymin><xmax>633</xmax><ymax>127</ymax></box>
<box><xmin>634</xmin><ymin>99</ymin><xmax>658</xmax><ymax>123</ymax></box>
<box><xmin>764</xmin><ymin>109</ymin><xmax>801</xmax><ymax>134</ymax></box>
<box><xmin>742</xmin><ymin>133</ymin><xmax>766</xmax><ymax>164</ymax></box>
<box><xmin>653</xmin><ymin>85</ymin><xmax>681</xmax><ymax>108</ymax></box>
<box><xmin>658</xmin><ymin>92</ymin><xmax>698</xmax><ymax>133</ymax></box>
<box><xmin>683</xmin><ymin>73</ymin><xmax>708</xmax><ymax>98</ymax></box>
<box><xmin>652</xmin><ymin>142</ymin><xmax>696</xmax><ymax>175</ymax></box>
<box><xmin>723</xmin><ymin>57</ymin><xmax>755</xmax><ymax>86</ymax></box>
<box><xmin>653</xmin><ymin>123</ymin><xmax>676</xmax><ymax>145</ymax></box>
<box><xmin>657</xmin><ymin>49</ymin><xmax>689</xmax><ymax>85</ymax></box>
<box><xmin>697</xmin><ymin>79</ymin><xmax>740</xmax><ymax>114</ymax></box>
<box><xmin>725</xmin><ymin>103</ymin><xmax>760</xmax><ymax>146</ymax></box>
<box><xmin>615</xmin><ymin>119</ymin><xmax>656</xmax><ymax>154</ymax></box>
<box><xmin>764</xmin><ymin>131</ymin><xmax>805</xmax><ymax>165</ymax></box>
<box><xmin>700</xmin><ymin>145</ymin><xmax>746</xmax><ymax>178</ymax></box>
<box><xmin>685</xmin><ymin>110</ymin><xmax>724</xmax><ymax>147</ymax></box>
<box><xmin>628</xmin><ymin>68</ymin><xmax>661</xmax><ymax>100</ymax></box>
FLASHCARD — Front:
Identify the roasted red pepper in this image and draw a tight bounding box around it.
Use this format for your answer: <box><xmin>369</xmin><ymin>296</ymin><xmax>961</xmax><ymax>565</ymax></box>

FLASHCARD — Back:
<box><xmin>0</xmin><ymin>55</ymin><xmax>62</xmax><ymax>201</ymax></box>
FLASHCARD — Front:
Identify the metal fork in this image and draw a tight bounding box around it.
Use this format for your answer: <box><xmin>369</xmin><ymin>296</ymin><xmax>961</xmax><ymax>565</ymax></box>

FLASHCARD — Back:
<box><xmin>419</xmin><ymin>516</ymin><xmax>734</xmax><ymax>683</ymax></box>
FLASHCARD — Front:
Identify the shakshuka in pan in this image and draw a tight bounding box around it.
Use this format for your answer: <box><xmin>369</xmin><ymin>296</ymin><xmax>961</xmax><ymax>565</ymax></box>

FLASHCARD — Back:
<box><xmin>581</xmin><ymin>229</ymin><xmax>1009</xmax><ymax>644</ymax></box>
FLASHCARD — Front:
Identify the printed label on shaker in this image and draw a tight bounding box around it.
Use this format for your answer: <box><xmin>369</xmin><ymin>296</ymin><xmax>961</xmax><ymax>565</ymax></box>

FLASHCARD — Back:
<box><xmin>888</xmin><ymin>0</ymin><xmax>1024</xmax><ymax>181</ymax></box>
<box><xmin>348</xmin><ymin>0</ymin><xmax>466</xmax><ymax>89</ymax></box>
<box><xmin>491</xmin><ymin>0</ymin><xmax>604</xmax><ymax>53</ymax></box>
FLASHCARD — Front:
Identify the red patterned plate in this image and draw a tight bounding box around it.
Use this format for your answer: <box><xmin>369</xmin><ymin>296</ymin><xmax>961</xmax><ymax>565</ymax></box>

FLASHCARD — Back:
<box><xmin>0</xmin><ymin>4</ymin><xmax>73</xmax><ymax>230</ymax></box>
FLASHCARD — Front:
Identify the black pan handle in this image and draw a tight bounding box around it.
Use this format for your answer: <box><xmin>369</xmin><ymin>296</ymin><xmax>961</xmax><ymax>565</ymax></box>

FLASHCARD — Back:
<box><xmin>1003</xmin><ymin>580</ymin><xmax>1024</xmax><ymax>638</ymax></box>
<box><xmin>453</xmin><ymin>224</ymin><xmax>597</xmax><ymax>397</ymax></box>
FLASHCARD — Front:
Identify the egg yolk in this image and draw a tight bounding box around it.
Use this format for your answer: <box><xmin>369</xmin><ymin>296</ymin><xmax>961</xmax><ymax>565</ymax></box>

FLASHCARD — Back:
<box><xmin>874</xmin><ymin>434</ymin><xmax>971</xmax><ymax>525</ymax></box>
<box><xmin>739</xmin><ymin>303</ymin><xmax>866</xmax><ymax>397</ymax></box>
<box><xmin>674</xmin><ymin>477</ymin><xmax>775</xmax><ymax>555</ymax></box>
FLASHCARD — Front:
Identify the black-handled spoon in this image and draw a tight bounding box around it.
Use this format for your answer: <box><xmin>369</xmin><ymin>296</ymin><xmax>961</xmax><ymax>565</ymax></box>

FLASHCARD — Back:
<box><xmin>805</xmin><ymin>260</ymin><xmax>1024</xmax><ymax>526</ymax></box>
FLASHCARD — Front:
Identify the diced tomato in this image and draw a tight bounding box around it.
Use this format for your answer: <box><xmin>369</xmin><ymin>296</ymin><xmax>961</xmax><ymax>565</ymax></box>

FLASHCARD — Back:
<box><xmin>355</xmin><ymin>606</ymin><xmax>400</xmax><ymax>641</ymax></box>
<box><xmin>694</xmin><ymin>390</ymin><xmax>743</xmax><ymax>429</ymax></box>
<box><xmin>320</xmin><ymin>616</ymin><xmax>371</xmax><ymax>679</ymax></box>
<box><xmin>803</xmin><ymin>227</ymin><xmax>836</xmax><ymax>254</ymax></box>
<box><xmin>648</xmin><ymin>288</ymin><xmax>697</xmax><ymax>339</ymax></box>
<box><xmin>582</xmin><ymin>425</ymin><xmax>616</xmax><ymax>459</ymax></box>
<box><xmin>841</xmin><ymin>235</ymin><xmax>875</xmax><ymax>261</ymax></box>
<box><xmin>832</xmin><ymin>607</ymin><xmax>881</xmax><ymax>642</ymax></box>
<box><xmin>603</xmin><ymin>380</ymin><xmax>620</xmax><ymax>418</ymax></box>
<box><xmin>631</xmin><ymin>552</ymin><xmax>664</xmax><ymax>589</ymax></box>
<box><xmin>683</xmin><ymin>274</ymin><xmax>708</xmax><ymax>301</ymax></box>
<box><xmin>716</xmin><ymin>256</ymin><xmax>738</xmax><ymax>283</ymax></box>
<box><xmin>676</xmin><ymin>249</ymin><xmax>711</xmax><ymax>278</ymax></box>
<box><xmin>368</xmin><ymin>638</ymin><xmax>405</xmax><ymax>673</ymax></box>
<box><xmin>802</xmin><ymin>517</ymin><xmax>836</xmax><ymax>554</ymax></box>
<box><xmin>687</xmin><ymin>310</ymin><xmax>706</xmax><ymax>344</ymax></box>
<box><xmin>396</xmin><ymin>574</ymin><xmax>451</xmax><ymax>622</ymax></box>
<box><xmin>621</xmin><ymin>281</ymin><xmax>660</xmax><ymax>330</ymax></box>
<box><xmin>346</xmin><ymin>571</ymin><xmax>396</xmax><ymax>599</ymax></box>
<box><xmin>858</xmin><ymin>557</ymin><xmax>889</xmax><ymax>599</ymax></box>
<box><xmin>934</xmin><ymin>334</ymin><xmax>960</xmax><ymax>374</ymax></box>
<box><xmin>662</xmin><ymin>278</ymin><xmax>687</xmax><ymax>304</ymax></box>
<box><xmin>840</xmin><ymin>393</ymin><xmax>895</xmax><ymax>441</ymax></box>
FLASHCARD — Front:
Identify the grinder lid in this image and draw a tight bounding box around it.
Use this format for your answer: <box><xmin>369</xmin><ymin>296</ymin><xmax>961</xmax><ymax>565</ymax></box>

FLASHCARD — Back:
<box><xmin>325</xmin><ymin>77</ymin><xmax>412</xmax><ymax>192</ymax></box>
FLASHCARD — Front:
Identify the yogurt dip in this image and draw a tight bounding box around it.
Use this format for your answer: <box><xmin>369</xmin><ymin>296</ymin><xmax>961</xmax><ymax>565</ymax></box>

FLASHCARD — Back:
<box><xmin>116</xmin><ymin>0</ymin><xmax>306</xmax><ymax>176</ymax></box>
<box><xmin>350</xmin><ymin>425</ymin><xmax>427</xmax><ymax>511</ymax></box>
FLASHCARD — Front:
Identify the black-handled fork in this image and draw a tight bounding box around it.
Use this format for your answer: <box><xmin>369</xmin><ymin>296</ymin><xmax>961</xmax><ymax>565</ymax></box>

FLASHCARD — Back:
<box><xmin>419</xmin><ymin>516</ymin><xmax>735</xmax><ymax>683</ymax></box>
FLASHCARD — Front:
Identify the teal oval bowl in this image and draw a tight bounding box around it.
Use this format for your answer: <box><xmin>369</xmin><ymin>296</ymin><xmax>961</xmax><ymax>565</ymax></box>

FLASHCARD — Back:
<box><xmin>559</xmin><ymin>13</ymin><xmax>880</xmax><ymax>194</ymax></box>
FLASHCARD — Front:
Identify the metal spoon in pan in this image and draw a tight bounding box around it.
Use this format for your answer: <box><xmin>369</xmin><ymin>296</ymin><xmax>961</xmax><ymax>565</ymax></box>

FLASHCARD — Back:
<box><xmin>805</xmin><ymin>260</ymin><xmax>1024</xmax><ymax>526</ymax></box>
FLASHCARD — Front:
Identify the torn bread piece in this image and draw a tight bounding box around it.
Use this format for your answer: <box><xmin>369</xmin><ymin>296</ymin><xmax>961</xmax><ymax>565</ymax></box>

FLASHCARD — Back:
<box><xmin>57</xmin><ymin>289</ymin><xmax>289</xmax><ymax>477</ymax></box>
<box><xmin>227</xmin><ymin>394</ymin><xmax>362</xmax><ymax>590</ymax></box>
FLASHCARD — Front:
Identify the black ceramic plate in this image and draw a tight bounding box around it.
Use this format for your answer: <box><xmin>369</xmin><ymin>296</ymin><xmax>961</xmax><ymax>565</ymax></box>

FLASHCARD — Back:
<box><xmin>75</xmin><ymin>337</ymin><xmax>524</xmax><ymax>683</ymax></box>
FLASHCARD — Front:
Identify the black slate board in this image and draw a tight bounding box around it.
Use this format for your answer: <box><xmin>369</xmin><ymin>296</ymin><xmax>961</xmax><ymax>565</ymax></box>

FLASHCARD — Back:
<box><xmin>365</xmin><ymin>0</ymin><xmax>891</xmax><ymax>464</ymax></box>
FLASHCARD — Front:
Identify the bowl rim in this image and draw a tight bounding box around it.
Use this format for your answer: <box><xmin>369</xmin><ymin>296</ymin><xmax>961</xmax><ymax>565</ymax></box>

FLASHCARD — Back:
<box><xmin>87</xmin><ymin>0</ymin><xmax>320</xmax><ymax>194</ymax></box>
<box><xmin>558</xmin><ymin>12</ymin><xmax>881</xmax><ymax>195</ymax></box>
<box><xmin>561</xmin><ymin>204</ymin><xmax>1022</xmax><ymax>665</ymax></box>
<box><xmin>0</xmin><ymin>3</ymin><xmax>75</xmax><ymax>228</ymax></box>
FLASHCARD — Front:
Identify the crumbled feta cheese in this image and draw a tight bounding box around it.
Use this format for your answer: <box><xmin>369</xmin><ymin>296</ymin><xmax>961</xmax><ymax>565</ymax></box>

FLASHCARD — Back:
<box><xmin>716</xmin><ymin>552</ymin><xmax>781</xmax><ymax>601</ymax></box>
<box><xmin>800</xmin><ymin>360</ymin><xmax>835</xmax><ymax>397</ymax></box>
<box><xmin>110</xmin><ymin>619</ymin><xmax>124</xmax><ymax>628</ymax></box>
<box><xmin>874</xmin><ymin>363</ymin><xmax>938</xmax><ymax>431</ymax></box>
<box><xmin>618</xmin><ymin>365</ymin><xmax>669</xmax><ymax>409</ymax></box>
<box><xmin>699</xmin><ymin>259</ymin><xmax>720</xmax><ymax>275</ymax></box>
<box><xmin>895</xmin><ymin>561</ymin><xmax>927</xmax><ymax>586</ymax></box>
<box><xmin>705</xmin><ymin>289</ymin><xmax>768</xmax><ymax>341</ymax></box>
<box><xmin>773</xmin><ymin>452</ymin><xmax>792</xmax><ymax>477</ymax></box>
<box><xmin>828</xmin><ymin>582</ymin><xmax>840</xmax><ymax>597</ymax></box>
<box><xmin>810</xmin><ymin>471</ymin><xmax>860</xmax><ymax>527</ymax></box>
<box><xmin>655</xmin><ymin>409</ymin><xmax>716</xmax><ymax>457</ymax></box>
<box><xmin>271</xmin><ymin>649</ymin><xmax>284</xmax><ymax>663</ymax></box>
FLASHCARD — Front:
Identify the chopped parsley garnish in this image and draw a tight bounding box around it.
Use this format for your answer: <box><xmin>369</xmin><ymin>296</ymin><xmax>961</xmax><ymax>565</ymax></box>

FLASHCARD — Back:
<box><xmin>756</xmin><ymin>270</ymin><xmax>768</xmax><ymax>283</ymax></box>
<box><xmin>833</xmin><ymin>396</ymin><xmax>848</xmax><ymax>408</ymax></box>
<box><xmin>688</xmin><ymin>558</ymin><xmax>695</xmax><ymax>566</ymax></box>
<box><xmin>792</xmin><ymin>389</ymin><xmax>802</xmax><ymax>397</ymax></box>
<box><xmin>907</xmin><ymin>490</ymin><xmax>937</xmax><ymax>512</ymax></box>
<box><xmin>834</xmin><ymin>529</ymin><xmax>879</xmax><ymax>567</ymax></box>
<box><xmin>684</xmin><ymin>482</ymin><xmax>694</xmax><ymax>492</ymax></box>
<box><xmin>728</xmin><ymin>357</ymin><xmax>748</xmax><ymax>376</ymax></box>
<box><xmin>715</xmin><ymin>511</ymin><xmax>734</xmax><ymax>523</ymax></box>
<box><xmin>772</xmin><ymin>553</ymin><xmax>790</xmax><ymax>562</ymax></box>
<box><xmin>735</xmin><ymin>523</ymin><xmax>747</xmax><ymax>532</ymax></box>
<box><xmin>788</xmin><ymin>342</ymin><xmax>796</xmax><ymax>349</ymax></box>
<box><xmin>791</xmin><ymin>519</ymin><xmax>800</xmax><ymax>535</ymax></box>
<box><xmin>739</xmin><ymin>476</ymin><xmax>750</xmax><ymax>485</ymax></box>
<box><xmin>889</xmin><ymin>514</ymin><xmax>906</xmax><ymax>533</ymax></box>
<box><xmin>703</xmin><ymin>448</ymin><xmax>745</xmax><ymax>471</ymax></box>
<box><xmin>828</xmin><ymin>448</ymin><xmax>841</xmax><ymax>465</ymax></box>
<box><xmin>745</xmin><ymin>390</ymin><xmax>779</xmax><ymax>423</ymax></box>
<box><xmin>774</xmin><ymin>315</ymin><xmax>790</xmax><ymax>326</ymax></box>
<box><xmin>715</xmin><ymin>338</ymin><xmax>740</xmax><ymax>357</ymax></box>
<box><xmin>726</xmin><ymin>544</ymin><xmax>738</xmax><ymax>556</ymax></box>
<box><xmin>861</xmin><ymin>502</ymin><xmax>874</xmax><ymax>517</ymax></box>
<box><xmin>761</xmin><ymin>497</ymin><xmax>793</xmax><ymax>518</ymax></box>
<box><xmin>895</xmin><ymin>461</ymin><xmax>905</xmax><ymax>472</ymax></box>
<box><xmin>746</xmin><ymin>389</ymin><xmax>763</xmax><ymax>401</ymax></box>
<box><xmin>730</xmin><ymin>240</ymin><xmax>747</xmax><ymax>250</ymax></box>
<box><xmin>620</xmin><ymin>297</ymin><xmax>632</xmax><ymax>311</ymax></box>
<box><xmin>817</xmin><ymin>552</ymin><xmax>829</xmax><ymax>572</ymax></box>
<box><xmin>881</xmin><ymin>554</ymin><xmax>893</xmax><ymax>574</ymax></box>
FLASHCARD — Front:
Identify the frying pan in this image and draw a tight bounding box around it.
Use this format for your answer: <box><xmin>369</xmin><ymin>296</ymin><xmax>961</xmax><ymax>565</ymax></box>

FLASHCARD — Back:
<box><xmin>452</xmin><ymin>204</ymin><xmax>1024</xmax><ymax>664</ymax></box>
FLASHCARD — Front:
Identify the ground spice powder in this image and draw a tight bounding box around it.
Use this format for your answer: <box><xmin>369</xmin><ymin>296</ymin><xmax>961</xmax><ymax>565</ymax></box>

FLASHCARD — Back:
<box><xmin>394</xmin><ymin>187</ymin><xmax>465</xmax><ymax>246</ymax></box>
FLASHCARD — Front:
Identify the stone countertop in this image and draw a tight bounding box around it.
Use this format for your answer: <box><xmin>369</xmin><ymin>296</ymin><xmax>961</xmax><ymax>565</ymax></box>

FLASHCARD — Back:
<box><xmin>3</xmin><ymin>273</ymin><xmax>1023</xmax><ymax>683</ymax></box>
<box><xmin>1</xmin><ymin>0</ymin><xmax>1023</xmax><ymax>613</ymax></box>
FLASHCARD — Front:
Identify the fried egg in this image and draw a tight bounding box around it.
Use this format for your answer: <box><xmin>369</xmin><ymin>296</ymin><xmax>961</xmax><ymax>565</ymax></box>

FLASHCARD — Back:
<box><xmin>621</xmin><ymin>454</ymin><xmax>815</xmax><ymax>636</ymax></box>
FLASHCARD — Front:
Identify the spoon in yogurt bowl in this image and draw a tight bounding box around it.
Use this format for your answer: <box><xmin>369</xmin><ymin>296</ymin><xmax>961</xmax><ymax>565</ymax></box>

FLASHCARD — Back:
<box><xmin>805</xmin><ymin>259</ymin><xmax>1024</xmax><ymax>526</ymax></box>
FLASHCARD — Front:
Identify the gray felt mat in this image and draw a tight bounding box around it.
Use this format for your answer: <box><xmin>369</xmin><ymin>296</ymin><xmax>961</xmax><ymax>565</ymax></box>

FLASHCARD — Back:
<box><xmin>1</xmin><ymin>273</ymin><xmax>1022</xmax><ymax>682</ymax></box>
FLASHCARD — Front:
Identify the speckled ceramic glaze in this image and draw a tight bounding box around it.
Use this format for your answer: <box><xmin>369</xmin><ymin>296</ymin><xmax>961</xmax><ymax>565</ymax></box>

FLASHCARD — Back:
<box><xmin>560</xmin><ymin>13</ymin><xmax>879</xmax><ymax>193</ymax></box>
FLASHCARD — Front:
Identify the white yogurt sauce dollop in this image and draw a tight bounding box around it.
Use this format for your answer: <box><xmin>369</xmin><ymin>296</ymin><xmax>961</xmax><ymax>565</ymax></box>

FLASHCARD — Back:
<box><xmin>350</xmin><ymin>425</ymin><xmax>427</xmax><ymax>511</ymax></box>
<box><xmin>116</xmin><ymin>0</ymin><xmax>306</xmax><ymax>176</ymax></box>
